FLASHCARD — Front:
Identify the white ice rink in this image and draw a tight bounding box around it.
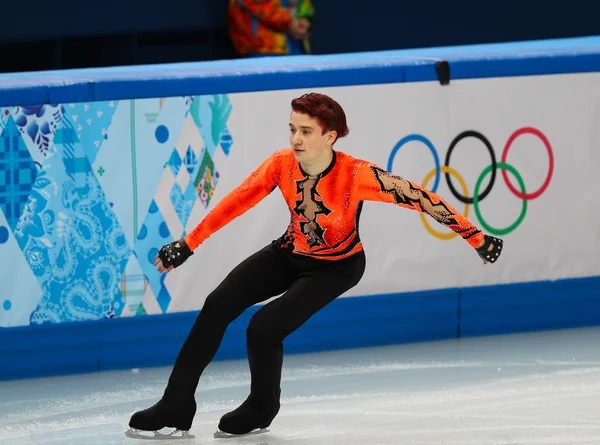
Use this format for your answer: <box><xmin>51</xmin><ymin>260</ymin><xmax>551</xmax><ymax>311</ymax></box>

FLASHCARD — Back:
<box><xmin>2</xmin><ymin>326</ymin><xmax>600</xmax><ymax>445</ymax></box>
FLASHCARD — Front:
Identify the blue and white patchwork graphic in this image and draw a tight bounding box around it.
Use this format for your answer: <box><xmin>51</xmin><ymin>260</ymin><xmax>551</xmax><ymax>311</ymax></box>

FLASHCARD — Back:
<box><xmin>66</xmin><ymin>101</ymin><xmax>118</xmax><ymax>164</ymax></box>
<box><xmin>2</xmin><ymin>93</ymin><xmax>234</xmax><ymax>327</ymax></box>
<box><xmin>12</xmin><ymin>105</ymin><xmax>65</xmax><ymax>165</ymax></box>
<box><xmin>93</xmin><ymin>98</ymin><xmax>189</xmax><ymax>247</ymax></box>
<box><xmin>0</xmin><ymin>116</ymin><xmax>38</xmax><ymax>231</ymax></box>
<box><xmin>0</xmin><ymin>204</ymin><xmax>43</xmax><ymax>327</ymax></box>
<box><xmin>13</xmin><ymin>115</ymin><xmax>131</xmax><ymax>324</ymax></box>
<box><xmin>188</xmin><ymin>95</ymin><xmax>232</xmax><ymax>158</ymax></box>
<box><xmin>133</xmin><ymin>199</ymin><xmax>173</xmax><ymax>314</ymax></box>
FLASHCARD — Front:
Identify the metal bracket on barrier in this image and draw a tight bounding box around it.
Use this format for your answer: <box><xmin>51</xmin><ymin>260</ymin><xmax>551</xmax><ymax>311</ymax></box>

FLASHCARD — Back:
<box><xmin>435</xmin><ymin>61</ymin><xmax>450</xmax><ymax>85</ymax></box>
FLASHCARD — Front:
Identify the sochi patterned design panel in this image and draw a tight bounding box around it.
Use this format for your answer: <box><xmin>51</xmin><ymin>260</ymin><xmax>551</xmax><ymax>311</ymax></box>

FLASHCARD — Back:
<box><xmin>0</xmin><ymin>94</ymin><xmax>234</xmax><ymax>327</ymax></box>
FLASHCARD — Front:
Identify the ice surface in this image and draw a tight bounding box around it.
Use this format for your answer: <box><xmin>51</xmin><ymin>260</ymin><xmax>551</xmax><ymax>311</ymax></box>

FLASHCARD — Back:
<box><xmin>2</xmin><ymin>327</ymin><xmax>600</xmax><ymax>444</ymax></box>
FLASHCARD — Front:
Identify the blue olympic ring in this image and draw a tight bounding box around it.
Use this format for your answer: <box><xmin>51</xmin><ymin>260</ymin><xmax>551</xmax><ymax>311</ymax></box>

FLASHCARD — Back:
<box><xmin>387</xmin><ymin>134</ymin><xmax>441</xmax><ymax>193</ymax></box>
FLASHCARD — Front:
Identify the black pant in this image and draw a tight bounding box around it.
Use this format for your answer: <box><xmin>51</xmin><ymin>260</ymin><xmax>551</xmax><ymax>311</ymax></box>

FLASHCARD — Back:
<box><xmin>164</xmin><ymin>240</ymin><xmax>366</xmax><ymax>410</ymax></box>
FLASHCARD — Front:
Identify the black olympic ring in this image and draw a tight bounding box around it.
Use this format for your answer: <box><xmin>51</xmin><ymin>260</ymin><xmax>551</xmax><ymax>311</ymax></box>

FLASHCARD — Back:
<box><xmin>444</xmin><ymin>130</ymin><xmax>497</xmax><ymax>205</ymax></box>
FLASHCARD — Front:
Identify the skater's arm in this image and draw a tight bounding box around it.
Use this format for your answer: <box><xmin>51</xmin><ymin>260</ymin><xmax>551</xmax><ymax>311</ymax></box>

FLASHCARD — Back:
<box><xmin>184</xmin><ymin>151</ymin><xmax>282</xmax><ymax>251</ymax></box>
<box><xmin>357</xmin><ymin>162</ymin><xmax>485</xmax><ymax>249</ymax></box>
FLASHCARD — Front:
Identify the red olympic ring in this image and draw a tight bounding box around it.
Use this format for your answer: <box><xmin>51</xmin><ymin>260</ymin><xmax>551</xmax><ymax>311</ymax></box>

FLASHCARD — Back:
<box><xmin>501</xmin><ymin>127</ymin><xmax>554</xmax><ymax>200</ymax></box>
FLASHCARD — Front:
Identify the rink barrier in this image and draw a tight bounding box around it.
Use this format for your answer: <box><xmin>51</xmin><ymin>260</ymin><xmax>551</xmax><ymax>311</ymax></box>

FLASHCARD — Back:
<box><xmin>3</xmin><ymin>36</ymin><xmax>600</xmax><ymax>107</ymax></box>
<box><xmin>459</xmin><ymin>276</ymin><xmax>600</xmax><ymax>337</ymax></box>
<box><xmin>1</xmin><ymin>276</ymin><xmax>599</xmax><ymax>380</ymax></box>
<box><xmin>2</xmin><ymin>36</ymin><xmax>600</xmax><ymax>380</ymax></box>
<box><xmin>0</xmin><ymin>287</ymin><xmax>461</xmax><ymax>379</ymax></box>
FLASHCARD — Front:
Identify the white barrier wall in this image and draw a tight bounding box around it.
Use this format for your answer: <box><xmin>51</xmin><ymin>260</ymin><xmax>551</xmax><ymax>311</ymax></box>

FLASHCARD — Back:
<box><xmin>164</xmin><ymin>74</ymin><xmax>600</xmax><ymax>312</ymax></box>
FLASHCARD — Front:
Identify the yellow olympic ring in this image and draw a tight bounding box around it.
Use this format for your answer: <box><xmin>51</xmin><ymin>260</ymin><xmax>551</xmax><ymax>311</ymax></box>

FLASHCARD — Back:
<box><xmin>419</xmin><ymin>166</ymin><xmax>470</xmax><ymax>240</ymax></box>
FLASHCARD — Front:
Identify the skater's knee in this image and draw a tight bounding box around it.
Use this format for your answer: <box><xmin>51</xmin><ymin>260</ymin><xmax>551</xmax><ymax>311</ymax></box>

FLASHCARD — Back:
<box><xmin>201</xmin><ymin>285</ymin><xmax>250</xmax><ymax>326</ymax></box>
<box><xmin>202</xmin><ymin>284</ymin><xmax>237</xmax><ymax>313</ymax></box>
<box><xmin>202</xmin><ymin>292</ymin><xmax>223</xmax><ymax>314</ymax></box>
<box><xmin>246</xmin><ymin>313</ymin><xmax>276</xmax><ymax>345</ymax></box>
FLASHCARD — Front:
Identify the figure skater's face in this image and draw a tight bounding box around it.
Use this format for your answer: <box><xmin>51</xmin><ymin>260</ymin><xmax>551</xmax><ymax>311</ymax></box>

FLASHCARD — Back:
<box><xmin>289</xmin><ymin>111</ymin><xmax>336</xmax><ymax>165</ymax></box>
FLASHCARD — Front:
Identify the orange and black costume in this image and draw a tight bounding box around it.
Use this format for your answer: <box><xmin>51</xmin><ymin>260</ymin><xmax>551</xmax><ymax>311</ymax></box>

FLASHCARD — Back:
<box><xmin>185</xmin><ymin>149</ymin><xmax>484</xmax><ymax>256</ymax></box>
<box><xmin>130</xmin><ymin>149</ymin><xmax>486</xmax><ymax>435</ymax></box>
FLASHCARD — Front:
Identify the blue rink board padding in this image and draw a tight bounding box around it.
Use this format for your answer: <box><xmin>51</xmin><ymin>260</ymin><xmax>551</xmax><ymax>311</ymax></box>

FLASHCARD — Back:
<box><xmin>1</xmin><ymin>36</ymin><xmax>600</xmax><ymax>380</ymax></box>
<box><xmin>1</xmin><ymin>36</ymin><xmax>600</xmax><ymax>106</ymax></box>
<box><xmin>1</xmin><ymin>277</ymin><xmax>600</xmax><ymax>380</ymax></box>
<box><xmin>460</xmin><ymin>276</ymin><xmax>600</xmax><ymax>337</ymax></box>
<box><xmin>0</xmin><ymin>288</ymin><xmax>461</xmax><ymax>379</ymax></box>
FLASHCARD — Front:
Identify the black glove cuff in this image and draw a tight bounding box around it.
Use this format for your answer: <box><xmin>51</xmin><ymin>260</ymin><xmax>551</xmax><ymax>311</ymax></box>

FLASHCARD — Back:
<box><xmin>476</xmin><ymin>235</ymin><xmax>503</xmax><ymax>263</ymax></box>
<box><xmin>158</xmin><ymin>238</ymin><xmax>194</xmax><ymax>269</ymax></box>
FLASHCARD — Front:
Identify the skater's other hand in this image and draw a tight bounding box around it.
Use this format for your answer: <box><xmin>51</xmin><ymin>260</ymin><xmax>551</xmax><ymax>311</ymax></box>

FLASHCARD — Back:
<box><xmin>475</xmin><ymin>234</ymin><xmax>503</xmax><ymax>265</ymax></box>
<box><xmin>154</xmin><ymin>255</ymin><xmax>174</xmax><ymax>274</ymax></box>
<box><xmin>476</xmin><ymin>238</ymin><xmax>488</xmax><ymax>265</ymax></box>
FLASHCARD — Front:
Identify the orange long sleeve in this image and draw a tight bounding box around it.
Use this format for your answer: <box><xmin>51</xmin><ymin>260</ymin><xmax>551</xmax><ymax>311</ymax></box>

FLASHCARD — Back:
<box><xmin>184</xmin><ymin>151</ymin><xmax>283</xmax><ymax>251</ymax></box>
<box><xmin>184</xmin><ymin>149</ymin><xmax>484</xmax><ymax>259</ymax></box>
<box><xmin>357</xmin><ymin>162</ymin><xmax>484</xmax><ymax>248</ymax></box>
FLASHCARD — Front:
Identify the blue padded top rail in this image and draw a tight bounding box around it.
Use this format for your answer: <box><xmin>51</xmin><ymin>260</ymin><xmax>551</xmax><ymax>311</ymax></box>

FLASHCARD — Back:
<box><xmin>1</xmin><ymin>36</ymin><xmax>600</xmax><ymax>106</ymax></box>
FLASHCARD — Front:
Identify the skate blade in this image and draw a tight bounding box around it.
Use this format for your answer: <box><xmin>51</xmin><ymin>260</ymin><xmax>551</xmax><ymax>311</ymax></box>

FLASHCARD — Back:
<box><xmin>213</xmin><ymin>428</ymin><xmax>269</xmax><ymax>439</ymax></box>
<box><xmin>125</xmin><ymin>428</ymin><xmax>195</xmax><ymax>440</ymax></box>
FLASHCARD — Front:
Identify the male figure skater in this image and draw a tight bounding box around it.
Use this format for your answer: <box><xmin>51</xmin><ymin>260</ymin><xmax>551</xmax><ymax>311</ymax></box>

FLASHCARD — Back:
<box><xmin>127</xmin><ymin>92</ymin><xmax>503</xmax><ymax>439</ymax></box>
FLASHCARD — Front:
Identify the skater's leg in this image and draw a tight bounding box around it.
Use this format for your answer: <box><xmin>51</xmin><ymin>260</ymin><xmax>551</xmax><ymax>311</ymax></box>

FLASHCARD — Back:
<box><xmin>164</xmin><ymin>243</ymin><xmax>295</xmax><ymax>399</ymax></box>
<box><xmin>218</xmin><ymin>251</ymin><xmax>366</xmax><ymax>435</ymax></box>
<box><xmin>129</xmin><ymin>242</ymin><xmax>295</xmax><ymax>432</ymax></box>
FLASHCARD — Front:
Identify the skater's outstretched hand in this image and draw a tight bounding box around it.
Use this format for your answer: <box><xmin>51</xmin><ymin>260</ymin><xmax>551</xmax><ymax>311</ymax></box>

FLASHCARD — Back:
<box><xmin>153</xmin><ymin>238</ymin><xmax>194</xmax><ymax>274</ymax></box>
<box><xmin>475</xmin><ymin>234</ymin><xmax>503</xmax><ymax>265</ymax></box>
<box><xmin>154</xmin><ymin>254</ymin><xmax>174</xmax><ymax>274</ymax></box>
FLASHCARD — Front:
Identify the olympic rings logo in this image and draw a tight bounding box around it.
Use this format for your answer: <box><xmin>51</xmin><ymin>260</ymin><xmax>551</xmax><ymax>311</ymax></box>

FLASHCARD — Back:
<box><xmin>387</xmin><ymin>128</ymin><xmax>554</xmax><ymax>239</ymax></box>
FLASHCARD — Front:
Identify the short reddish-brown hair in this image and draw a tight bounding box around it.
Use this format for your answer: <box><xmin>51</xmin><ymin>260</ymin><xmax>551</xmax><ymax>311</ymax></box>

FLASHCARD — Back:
<box><xmin>291</xmin><ymin>93</ymin><xmax>349</xmax><ymax>143</ymax></box>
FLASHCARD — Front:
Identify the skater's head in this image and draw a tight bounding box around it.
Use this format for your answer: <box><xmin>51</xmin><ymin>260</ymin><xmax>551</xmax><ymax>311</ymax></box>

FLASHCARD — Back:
<box><xmin>289</xmin><ymin>93</ymin><xmax>349</xmax><ymax>165</ymax></box>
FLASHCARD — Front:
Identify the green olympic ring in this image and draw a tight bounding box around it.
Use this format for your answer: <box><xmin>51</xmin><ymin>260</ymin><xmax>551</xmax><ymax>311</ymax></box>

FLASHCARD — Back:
<box><xmin>473</xmin><ymin>162</ymin><xmax>527</xmax><ymax>235</ymax></box>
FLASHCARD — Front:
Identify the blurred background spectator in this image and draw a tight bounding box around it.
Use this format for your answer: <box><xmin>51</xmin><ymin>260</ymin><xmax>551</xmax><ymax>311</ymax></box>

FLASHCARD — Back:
<box><xmin>0</xmin><ymin>0</ymin><xmax>597</xmax><ymax>73</ymax></box>
<box><xmin>228</xmin><ymin>0</ymin><xmax>314</xmax><ymax>57</ymax></box>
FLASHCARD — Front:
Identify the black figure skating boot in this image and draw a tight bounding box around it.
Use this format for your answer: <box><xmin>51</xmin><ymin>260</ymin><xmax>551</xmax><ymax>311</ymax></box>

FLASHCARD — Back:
<box><xmin>214</xmin><ymin>391</ymin><xmax>280</xmax><ymax>439</ymax></box>
<box><xmin>126</xmin><ymin>396</ymin><xmax>196</xmax><ymax>440</ymax></box>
